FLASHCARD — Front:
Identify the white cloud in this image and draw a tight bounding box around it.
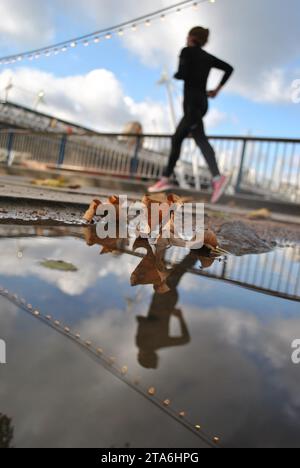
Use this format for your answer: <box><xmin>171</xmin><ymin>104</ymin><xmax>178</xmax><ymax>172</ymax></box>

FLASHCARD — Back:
<box><xmin>60</xmin><ymin>0</ymin><xmax>300</xmax><ymax>104</ymax></box>
<box><xmin>0</xmin><ymin>67</ymin><xmax>171</xmax><ymax>132</ymax></box>
<box><xmin>0</xmin><ymin>0</ymin><xmax>54</xmax><ymax>48</ymax></box>
<box><xmin>0</xmin><ymin>0</ymin><xmax>298</xmax><ymax>117</ymax></box>
<box><xmin>0</xmin><ymin>66</ymin><xmax>225</xmax><ymax>132</ymax></box>
<box><xmin>0</xmin><ymin>237</ymin><xmax>140</xmax><ymax>296</ymax></box>
<box><xmin>235</xmin><ymin>68</ymin><xmax>297</xmax><ymax>104</ymax></box>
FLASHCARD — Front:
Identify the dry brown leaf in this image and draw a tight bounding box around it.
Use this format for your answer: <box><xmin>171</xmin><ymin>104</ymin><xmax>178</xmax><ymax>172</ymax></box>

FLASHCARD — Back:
<box><xmin>130</xmin><ymin>245</ymin><xmax>171</xmax><ymax>294</ymax></box>
<box><xmin>83</xmin><ymin>199</ymin><xmax>102</xmax><ymax>223</ymax></box>
<box><xmin>198</xmin><ymin>256</ymin><xmax>215</xmax><ymax>269</ymax></box>
<box><xmin>141</xmin><ymin>193</ymin><xmax>183</xmax><ymax>234</ymax></box>
<box><xmin>84</xmin><ymin>226</ymin><xmax>126</xmax><ymax>254</ymax></box>
<box><xmin>247</xmin><ymin>208</ymin><xmax>272</xmax><ymax>220</ymax></box>
<box><xmin>130</xmin><ymin>252</ymin><xmax>162</xmax><ymax>287</ymax></box>
<box><xmin>84</xmin><ymin>226</ymin><xmax>99</xmax><ymax>245</ymax></box>
<box><xmin>204</xmin><ymin>229</ymin><xmax>218</xmax><ymax>248</ymax></box>
<box><xmin>108</xmin><ymin>195</ymin><xmax>121</xmax><ymax>215</ymax></box>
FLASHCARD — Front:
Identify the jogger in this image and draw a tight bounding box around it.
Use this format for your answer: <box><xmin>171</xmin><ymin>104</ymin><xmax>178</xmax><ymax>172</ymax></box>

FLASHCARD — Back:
<box><xmin>149</xmin><ymin>26</ymin><xmax>234</xmax><ymax>203</ymax></box>
<box><xmin>164</xmin><ymin>96</ymin><xmax>220</xmax><ymax>179</ymax></box>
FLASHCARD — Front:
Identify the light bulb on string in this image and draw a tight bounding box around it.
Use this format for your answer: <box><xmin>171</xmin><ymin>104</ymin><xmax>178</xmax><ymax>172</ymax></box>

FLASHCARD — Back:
<box><xmin>0</xmin><ymin>0</ymin><xmax>217</xmax><ymax>66</ymax></box>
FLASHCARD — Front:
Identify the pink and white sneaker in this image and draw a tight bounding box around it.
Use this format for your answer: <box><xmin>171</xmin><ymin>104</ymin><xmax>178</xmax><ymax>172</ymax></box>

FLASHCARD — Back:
<box><xmin>211</xmin><ymin>175</ymin><xmax>230</xmax><ymax>204</ymax></box>
<box><xmin>148</xmin><ymin>178</ymin><xmax>174</xmax><ymax>193</ymax></box>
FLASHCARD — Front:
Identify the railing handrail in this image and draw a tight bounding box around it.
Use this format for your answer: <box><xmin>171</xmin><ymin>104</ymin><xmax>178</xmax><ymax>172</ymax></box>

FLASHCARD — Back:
<box><xmin>0</xmin><ymin>128</ymin><xmax>300</xmax><ymax>144</ymax></box>
<box><xmin>1</xmin><ymin>124</ymin><xmax>299</xmax><ymax>205</ymax></box>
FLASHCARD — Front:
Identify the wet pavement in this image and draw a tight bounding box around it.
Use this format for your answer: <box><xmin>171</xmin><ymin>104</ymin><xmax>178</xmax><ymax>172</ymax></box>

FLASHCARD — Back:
<box><xmin>0</xmin><ymin>225</ymin><xmax>300</xmax><ymax>448</ymax></box>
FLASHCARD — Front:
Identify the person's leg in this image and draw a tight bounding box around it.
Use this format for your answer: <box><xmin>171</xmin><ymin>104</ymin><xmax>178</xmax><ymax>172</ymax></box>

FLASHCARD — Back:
<box><xmin>148</xmin><ymin>117</ymin><xmax>190</xmax><ymax>193</ymax></box>
<box><xmin>191</xmin><ymin>119</ymin><xmax>220</xmax><ymax>178</ymax></box>
<box><xmin>192</xmin><ymin>118</ymin><xmax>230</xmax><ymax>204</ymax></box>
<box><xmin>163</xmin><ymin>116</ymin><xmax>190</xmax><ymax>177</ymax></box>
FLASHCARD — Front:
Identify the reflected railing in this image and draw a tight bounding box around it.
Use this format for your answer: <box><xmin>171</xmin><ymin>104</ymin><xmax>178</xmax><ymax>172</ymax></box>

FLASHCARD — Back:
<box><xmin>1</xmin><ymin>225</ymin><xmax>299</xmax><ymax>302</ymax></box>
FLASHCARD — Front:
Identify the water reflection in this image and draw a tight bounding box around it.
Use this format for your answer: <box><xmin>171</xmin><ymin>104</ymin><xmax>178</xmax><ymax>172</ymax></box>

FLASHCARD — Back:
<box><xmin>85</xmin><ymin>225</ymin><xmax>300</xmax><ymax>302</ymax></box>
<box><xmin>1</xmin><ymin>225</ymin><xmax>300</xmax><ymax>448</ymax></box>
<box><xmin>0</xmin><ymin>413</ymin><xmax>14</xmax><ymax>448</ymax></box>
<box><xmin>84</xmin><ymin>227</ymin><xmax>221</xmax><ymax>369</ymax></box>
<box><xmin>1</xmin><ymin>224</ymin><xmax>300</xmax><ymax>301</ymax></box>
<box><xmin>136</xmin><ymin>252</ymin><xmax>197</xmax><ymax>369</ymax></box>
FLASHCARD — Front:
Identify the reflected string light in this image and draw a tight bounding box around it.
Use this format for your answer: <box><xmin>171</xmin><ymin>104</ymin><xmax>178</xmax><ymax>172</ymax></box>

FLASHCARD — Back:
<box><xmin>0</xmin><ymin>285</ymin><xmax>222</xmax><ymax>449</ymax></box>
<box><xmin>0</xmin><ymin>0</ymin><xmax>216</xmax><ymax>66</ymax></box>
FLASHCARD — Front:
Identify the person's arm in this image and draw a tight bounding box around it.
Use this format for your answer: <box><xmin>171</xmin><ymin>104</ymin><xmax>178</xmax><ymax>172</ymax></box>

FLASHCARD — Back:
<box><xmin>160</xmin><ymin>309</ymin><xmax>191</xmax><ymax>348</ymax></box>
<box><xmin>174</xmin><ymin>48</ymin><xmax>190</xmax><ymax>81</ymax></box>
<box><xmin>207</xmin><ymin>55</ymin><xmax>234</xmax><ymax>98</ymax></box>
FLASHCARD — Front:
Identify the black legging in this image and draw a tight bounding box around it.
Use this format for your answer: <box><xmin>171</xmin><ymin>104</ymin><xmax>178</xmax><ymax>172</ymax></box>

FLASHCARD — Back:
<box><xmin>164</xmin><ymin>96</ymin><xmax>220</xmax><ymax>179</ymax></box>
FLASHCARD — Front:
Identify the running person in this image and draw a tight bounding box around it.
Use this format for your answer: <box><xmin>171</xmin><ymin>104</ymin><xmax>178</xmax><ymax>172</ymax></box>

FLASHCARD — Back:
<box><xmin>148</xmin><ymin>27</ymin><xmax>234</xmax><ymax>203</ymax></box>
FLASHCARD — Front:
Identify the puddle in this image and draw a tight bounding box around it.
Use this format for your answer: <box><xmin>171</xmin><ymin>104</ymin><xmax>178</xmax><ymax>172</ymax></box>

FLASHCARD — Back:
<box><xmin>0</xmin><ymin>225</ymin><xmax>300</xmax><ymax>448</ymax></box>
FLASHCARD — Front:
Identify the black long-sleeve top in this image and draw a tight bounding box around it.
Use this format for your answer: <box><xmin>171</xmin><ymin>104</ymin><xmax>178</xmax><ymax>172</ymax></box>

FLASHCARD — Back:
<box><xmin>174</xmin><ymin>46</ymin><xmax>234</xmax><ymax>96</ymax></box>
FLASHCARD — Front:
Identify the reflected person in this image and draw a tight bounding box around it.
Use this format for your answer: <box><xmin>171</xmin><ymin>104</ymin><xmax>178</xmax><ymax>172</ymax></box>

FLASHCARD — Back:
<box><xmin>136</xmin><ymin>253</ymin><xmax>197</xmax><ymax>369</ymax></box>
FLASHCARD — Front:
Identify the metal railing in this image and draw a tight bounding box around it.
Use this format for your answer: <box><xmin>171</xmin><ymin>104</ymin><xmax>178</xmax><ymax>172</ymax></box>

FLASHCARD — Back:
<box><xmin>1</xmin><ymin>226</ymin><xmax>299</xmax><ymax>302</ymax></box>
<box><xmin>164</xmin><ymin>244</ymin><xmax>300</xmax><ymax>302</ymax></box>
<box><xmin>0</xmin><ymin>129</ymin><xmax>300</xmax><ymax>204</ymax></box>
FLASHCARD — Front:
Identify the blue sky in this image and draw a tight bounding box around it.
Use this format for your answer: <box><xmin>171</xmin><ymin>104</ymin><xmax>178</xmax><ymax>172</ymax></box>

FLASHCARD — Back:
<box><xmin>0</xmin><ymin>0</ymin><xmax>299</xmax><ymax>137</ymax></box>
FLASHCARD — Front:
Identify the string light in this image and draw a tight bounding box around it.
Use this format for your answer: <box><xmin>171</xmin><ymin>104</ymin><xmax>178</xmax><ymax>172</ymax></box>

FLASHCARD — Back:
<box><xmin>0</xmin><ymin>0</ymin><xmax>216</xmax><ymax>66</ymax></box>
<box><xmin>0</xmin><ymin>285</ymin><xmax>223</xmax><ymax>448</ymax></box>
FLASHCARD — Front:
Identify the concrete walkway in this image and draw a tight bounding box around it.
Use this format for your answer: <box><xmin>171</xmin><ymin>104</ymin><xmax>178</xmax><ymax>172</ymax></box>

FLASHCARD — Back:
<box><xmin>0</xmin><ymin>167</ymin><xmax>300</xmax><ymax>226</ymax></box>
